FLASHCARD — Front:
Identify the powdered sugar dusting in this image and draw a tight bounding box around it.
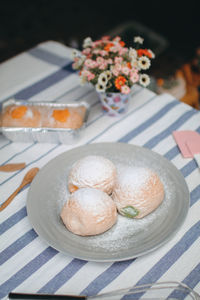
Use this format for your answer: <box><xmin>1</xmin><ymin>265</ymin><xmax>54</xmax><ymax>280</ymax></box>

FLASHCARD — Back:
<box><xmin>72</xmin><ymin>188</ymin><xmax>113</xmax><ymax>215</ymax></box>
<box><xmin>70</xmin><ymin>155</ymin><xmax>116</xmax><ymax>184</ymax></box>
<box><xmin>52</xmin><ymin>148</ymin><xmax>181</xmax><ymax>257</ymax></box>
<box><xmin>116</xmin><ymin>166</ymin><xmax>151</xmax><ymax>192</ymax></box>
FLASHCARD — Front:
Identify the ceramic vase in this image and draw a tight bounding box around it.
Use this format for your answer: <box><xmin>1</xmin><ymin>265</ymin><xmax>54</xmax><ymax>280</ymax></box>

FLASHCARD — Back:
<box><xmin>98</xmin><ymin>92</ymin><xmax>130</xmax><ymax>116</ymax></box>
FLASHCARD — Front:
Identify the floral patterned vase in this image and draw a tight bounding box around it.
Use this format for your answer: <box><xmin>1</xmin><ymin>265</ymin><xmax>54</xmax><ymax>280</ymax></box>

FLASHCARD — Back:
<box><xmin>98</xmin><ymin>92</ymin><xmax>130</xmax><ymax>116</ymax></box>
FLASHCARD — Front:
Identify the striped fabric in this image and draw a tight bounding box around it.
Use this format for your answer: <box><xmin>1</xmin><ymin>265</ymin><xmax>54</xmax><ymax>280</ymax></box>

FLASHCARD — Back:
<box><xmin>0</xmin><ymin>41</ymin><xmax>200</xmax><ymax>299</ymax></box>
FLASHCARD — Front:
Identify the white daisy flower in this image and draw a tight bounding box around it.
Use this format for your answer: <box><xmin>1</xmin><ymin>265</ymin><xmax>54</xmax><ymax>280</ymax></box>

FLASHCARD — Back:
<box><xmin>71</xmin><ymin>49</ymin><xmax>79</xmax><ymax>59</ymax></box>
<box><xmin>96</xmin><ymin>83</ymin><xmax>106</xmax><ymax>92</ymax></box>
<box><xmin>138</xmin><ymin>56</ymin><xmax>151</xmax><ymax>70</ymax></box>
<box><xmin>98</xmin><ymin>72</ymin><xmax>108</xmax><ymax>85</ymax></box>
<box><xmin>83</xmin><ymin>37</ymin><xmax>93</xmax><ymax>48</ymax></box>
<box><xmin>105</xmin><ymin>70</ymin><xmax>112</xmax><ymax>80</ymax></box>
<box><xmin>134</xmin><ymin>36</ymin><xmax>144</xmax><ymax>44</ymax></box>
<box><xmin>139</xmin><ymin>74</ymin><xmax>150</xmax><ymax>87</ymax></box>
<box><xmin>129</xmin><ymin>47</ymin><xmax>137</xmax><ymax>59</ymax></box>
<box><xmin>131</xmin><ymin>57</ymin><xmax>139</xmax><ymax>69</ymax></box>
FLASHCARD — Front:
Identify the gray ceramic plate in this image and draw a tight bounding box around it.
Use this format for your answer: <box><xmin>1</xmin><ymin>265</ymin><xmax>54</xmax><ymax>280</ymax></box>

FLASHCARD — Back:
<box><xmin>27</xmin><ymin>143</ymin><xmax>190</xmax><ymax>262</ymax></box>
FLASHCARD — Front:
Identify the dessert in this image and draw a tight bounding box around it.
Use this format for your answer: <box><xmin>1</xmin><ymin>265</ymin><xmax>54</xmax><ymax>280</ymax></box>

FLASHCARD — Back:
<box><xmin>68</xmin><ymin>155</ymin><xmax>117</xmax><ymax>194</ymax></box>
<box><xmin>2</xmin><ymin>105</ymin><xmax>41</xmax><ymax>128</ymax></box>
<box><xmin>112</xmin><ymin>166</ymin><xmax>164</xmax><ymax>218</ymax></box>
<box><xmin>42</xmin><ymin>106</ymin><xmax>86</xmax><ymax>129</ymax></box>
<box><xmin>61</xmin><ymin>188</ymin><xmax>117</xmax><ymax>236</ymax></box>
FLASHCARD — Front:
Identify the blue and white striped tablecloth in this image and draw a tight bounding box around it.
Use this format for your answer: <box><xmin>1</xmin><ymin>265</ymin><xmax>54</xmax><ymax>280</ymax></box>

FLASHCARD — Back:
<box><xmin>0</xmin><ymin>41</ymin><xmax>200</xmax><ymax>299</ymax></box>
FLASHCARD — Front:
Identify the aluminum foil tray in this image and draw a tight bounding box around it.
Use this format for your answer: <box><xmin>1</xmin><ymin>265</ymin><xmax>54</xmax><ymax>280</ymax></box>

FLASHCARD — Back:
<box><xmin>0</xmin><ymin>99</ymin><xmax>90</xmax><ymax>144</ymax></box>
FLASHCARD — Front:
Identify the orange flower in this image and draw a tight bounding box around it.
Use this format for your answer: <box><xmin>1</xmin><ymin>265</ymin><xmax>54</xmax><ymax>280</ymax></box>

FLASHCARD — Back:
<box><xmin>157</xmin><ymin>78</ymin><xmax>164</xmax><ymax>86</ymax></box>
<box><xmin>137</xmin><ymin>49</ymin><xmax>152</xmax><ymax>58</ymax></box>
<box><xmin>127</xmin><ymin>61</ymin><xmax>132</xmax><ymax>69</ymax></box>
<box><xmin>11</xmin><ymin>106</ymin><xmax>27</xmax><ymax>119</ymax></box>
<box><xmin>115</xmin><ymin>76</ymin><xmax>127</xmax><ymax>90</ymax></box>
<box><xmin>104</xmin><ymin>42</ymin><xmax>114</xmax><ymax>51</ymax></box>
<box><xmin>119</xmin><ymin>40</ymin><xmax>125</xmax><ymax>47</ymax></box>
<box><xmin>52</xmin><ymin>109</ymin><xmax>70</xmax><ymax>123</ymax></box>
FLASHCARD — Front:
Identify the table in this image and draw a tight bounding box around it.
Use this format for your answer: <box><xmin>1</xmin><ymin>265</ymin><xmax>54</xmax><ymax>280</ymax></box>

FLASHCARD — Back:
<box><xmin>0</xmin><ymin>41</ymin><xmax>200</xmax><ymax>299</ymax></box>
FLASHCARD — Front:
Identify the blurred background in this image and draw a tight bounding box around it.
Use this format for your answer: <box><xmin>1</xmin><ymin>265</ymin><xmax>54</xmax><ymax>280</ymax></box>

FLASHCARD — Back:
<box><xmin>1</xmin><ymin>0</ymin><xmax>200</xmax><ymax>107</ymax></box>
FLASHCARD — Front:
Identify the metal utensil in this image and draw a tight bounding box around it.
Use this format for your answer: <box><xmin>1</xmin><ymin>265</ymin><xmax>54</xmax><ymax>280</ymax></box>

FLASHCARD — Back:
<box><xmin>8</xmin><ymin>281</ymin><xmax>200</xmax><ymax>300</ymax></box>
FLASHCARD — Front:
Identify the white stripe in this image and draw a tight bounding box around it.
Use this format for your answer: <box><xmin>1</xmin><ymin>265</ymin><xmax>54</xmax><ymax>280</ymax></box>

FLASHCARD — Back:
<box><xmin>0</xmin><ymin>53</ymin><xmax>60</xmax><ymax>102</ymax></box>
<box><xmin>96</xmin><ymin>201</ymin><xmax>200</xmax><ymax>295</ymax></box>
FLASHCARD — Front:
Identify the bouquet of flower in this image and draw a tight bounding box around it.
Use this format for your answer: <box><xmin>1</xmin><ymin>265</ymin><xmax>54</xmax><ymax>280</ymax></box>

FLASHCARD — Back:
<box><xmin>72</xmin><ymin>35</ymin><xmax>155</xmax><ymax>94</ymax></box>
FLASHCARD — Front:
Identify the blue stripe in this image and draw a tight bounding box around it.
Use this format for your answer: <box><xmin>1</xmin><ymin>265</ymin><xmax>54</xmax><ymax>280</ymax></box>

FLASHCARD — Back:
<box><xmin>0</xmin><ymin>144</ymin><xmax>59</xmax><ymax>186</ymax></box>
<box><xmin>182</xmin><ymin>263</ymin><xmax>200</xmax><ymax>294</ymax></box>
<box><xmin>119</xmin><ymin>101</ymin><xmax>179</xmax><ymax>143</ymax></box>
<box><xmin>81</xmin><ymin>259</ymin><xmax>135</xmax><ymax>297</ymax></box>
<box><xmin>164</xmin><ymin>145</ymin><xmax>180</xmax><ymax>160</ymax></box>
<box><xmin>181</xmin><ymin>160</ymin><xmax>197</xmax><ymax>178</ymax></box>
<box><xmin>144</xmin><ymin>110</ymin><xmax>197</xmax><ymax>149</ymax></box>
<box><xmin>1</xmin><ymin>143</ymin><xmax>35</xmax><ymax>166</ymax></box>
<box><xmin>14</xmin><ymin>62</ymin><xmax>75</xmax><ymax>100</ymax></box>
<box><xmin>168</xmin><ymin>263</ymin><xmax>200</xmax><ymax>299</ymax></box>
<box><xmin>0</xmin><ymin>207</ymin><xmax>27</xmax><ymax>235</ymax></box>
<box><xmin>190</xmin><ymin>185</ymin><xmax>200</xmax><ymax>206</ymax></box>
<box><xmin>122</xmin><ymin>221</ymin><xmax>200</xmax><ymax>300</ymax></box>
<box><xmin>0</xmin><ymin>247</ymin><xmax>58</xmax><ymax>299</ymax></box>
<box><xmin>0</xmin><ymin>141</ymin><xmax>12</xmax><ymax>150</ymax></box>
<box><xmin>28</xmin><ymin>48</ymin><xmax>71</xmax><ymax>67</ymax></box>
<box><xmin>0</xmin><ymin>229</ymin><xmax>37</xmax><ymax>265</ymax></box>
<box><xmin>38</xmin><ymin>259</ymin><xmax>87</xmax><ymax>293</ymax></box>
<box><xmin>88</xmin><ymin>93</ymin><xmax>158</xmax><ymax>144</ymax></box>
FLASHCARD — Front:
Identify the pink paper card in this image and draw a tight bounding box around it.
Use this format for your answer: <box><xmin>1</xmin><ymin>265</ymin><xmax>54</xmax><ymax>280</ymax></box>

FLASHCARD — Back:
<box><xmin>172</xmin><ymin>131</ymin><xmax>200</xmax><ymax>158</ymax></box>
<box><xmin>186</xmin><ymin>139</ymin><xmax>200</xmax><ymax>156</ymax></box>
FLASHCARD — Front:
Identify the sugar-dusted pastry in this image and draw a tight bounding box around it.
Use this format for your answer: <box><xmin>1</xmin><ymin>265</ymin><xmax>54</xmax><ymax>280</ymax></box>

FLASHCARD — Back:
<box><xmin>2</xmin><ymin>105</ymin><xmax>41</xmax><ymax>128</ymax></box>
<box><xmin>68</xmin><ymin>155</ymin><xmax>117</xmax><ymax>194</ymax></box>
<box><xmin>42</xmin><ymin>106</ymin><xmax>86</xmax><ymax>129</ymax></box>
<box><xmin>112</xmin><ymin>166</ymin><xmax>164</xmax><ymax>219</ymax></box>
<box><xmin>61</xmin><ymin>188</ymin><xmax>117</xmax><ymax>236</ymax></box>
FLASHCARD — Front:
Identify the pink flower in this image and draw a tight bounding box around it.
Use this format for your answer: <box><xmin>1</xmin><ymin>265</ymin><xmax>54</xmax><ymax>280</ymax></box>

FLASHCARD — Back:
<box><xmin>121</xmin><ymin>85</ymin><xmax>130</xmax><ymax>94</ymax></box>
<box><xmin>100</xmin><ymin>50</ymin><xmax>108</xmax><ymax>56</ymax></box>
<box><xmin>106</xmin><ymin>58</ymin><xmax>113</xmax><ymax>64</ymax></box>
<box><xmin>130</xmin><ymin>71</ymin><xmax>139</xmax><ymax>83</ymax></box>
<box><xmin>115</xmin><ymin>63</ymin><xmax>122</xmax><ymax>72</ymax></box>
<box><xmin>119</xmin><ymin>47</ymin><xmax>128</xmax><ymax>55</ymax></box>
<box><xmin>114</xmin><ymin>56</ymin><xmax>123</xmax><ymax>64</ymax></box>
<box><xmin>84</xmin><ymin>58</ymin><xmax>97</xmax><ymax>68</ymax></box>
<box><xmin>92</xmin><ymin>40</ymin><xmax>102</xmax><ymax>48</ymax></box>
<box><xmin>101</xmin><ymin>35</ymin><xmax>110</xmax><ymax>41</ymax></box>
<box><xmin>122</xmin><ymin>66</ymin><xmax>130</xmax><ymax>75</ymax></box>
<box><xmin>96</xmin><ymin>56</ymin><xmax>105</xmax><ymax>65</ymax></box>
<box><xmin>111</xmin><ymin>67</ymin><xmax>119</xmax><ymax>77</ymax></box>
<box><xmin>87</xmin><ymin>71</ymin><xmax>95</xmax><ymax>81</ymax></box>
<box><xmin>93</xmin><ymin>49</ymin><xmax>100</xmax><ymax>55</ymax></box>
<box><xmin>99</xmin><ymin>62</ymin><xmax>108</xmax><ymax>70</ymax></box>
<box><xmin>110</xmin><ymin>46</ymin><xmax>119</xmax><ymax>53</ymax></box>
<box><xmin>113</xmin><ymin>36</ymin><xmax>121</xmax><ymax>42</ymax></box>
<box><xmin>82</xmin><ymin>48</ymin><xmax>91</xmax><ymax>55</ymax></box>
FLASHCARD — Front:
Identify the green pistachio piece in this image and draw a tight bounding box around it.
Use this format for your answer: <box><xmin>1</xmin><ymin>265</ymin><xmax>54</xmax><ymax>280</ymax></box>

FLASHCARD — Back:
<box><xmin>120</xmin><ymin>206</ymin><xmax>139</xmax><ymax>218</ymax></box>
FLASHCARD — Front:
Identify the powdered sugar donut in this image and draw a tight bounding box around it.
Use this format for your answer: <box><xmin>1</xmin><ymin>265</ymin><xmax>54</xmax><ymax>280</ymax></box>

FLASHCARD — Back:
<box><xmin>112</xmin><ymin>166</ymin><xmax>164</xmax><ymax>219</ymax></box>
<box><xmin>61</xmin><ymin>188</ymin><xmax>117</xmax><ymax>236</ymax></box>
<box><xmin>68</xmin><ymin>155</ymin><xmax>117</xmax><ymax>194</ymax></box>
